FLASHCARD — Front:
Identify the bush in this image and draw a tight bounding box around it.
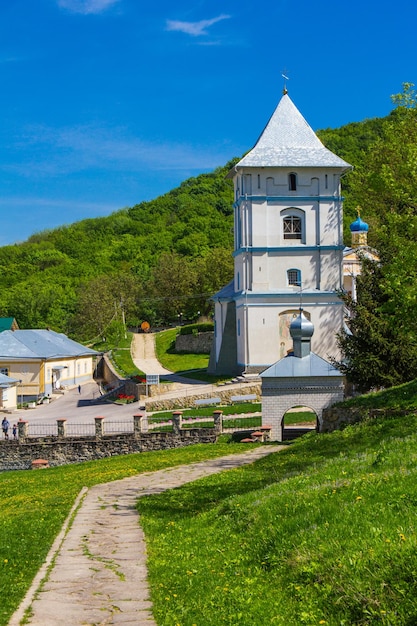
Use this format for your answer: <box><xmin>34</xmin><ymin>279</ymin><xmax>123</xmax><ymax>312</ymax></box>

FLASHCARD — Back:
<box><xmin>179</xmin><ymin>323</ymin><xmax>214</xmax><ymax>336</ymax></box>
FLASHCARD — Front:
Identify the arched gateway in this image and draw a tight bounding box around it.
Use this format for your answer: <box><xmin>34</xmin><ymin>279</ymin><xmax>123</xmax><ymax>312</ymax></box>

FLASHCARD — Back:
<box><xmin>260</xmin><ymin>310</ymin><xmax>344</xmax><ymax>441</ymax></box>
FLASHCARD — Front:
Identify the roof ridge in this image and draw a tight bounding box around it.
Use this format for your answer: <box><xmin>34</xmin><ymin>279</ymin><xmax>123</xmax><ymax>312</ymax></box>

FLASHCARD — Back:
<box><xmin>235</xmin><ymin>93</ymin><xmax>351</xmax><ymax>170</ymax></box>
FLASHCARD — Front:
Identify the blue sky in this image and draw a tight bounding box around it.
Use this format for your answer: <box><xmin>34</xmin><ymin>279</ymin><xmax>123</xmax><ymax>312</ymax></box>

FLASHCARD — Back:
<box><xmin>1</xmin><ymin>0</ymin><xmax>416</xmax><ymax>245</ymax></box>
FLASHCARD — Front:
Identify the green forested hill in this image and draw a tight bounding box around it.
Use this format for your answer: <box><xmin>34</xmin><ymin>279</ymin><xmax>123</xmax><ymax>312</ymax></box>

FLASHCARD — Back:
<box><xmin>0</xmin><ymin>88</ymin><xmax>416</xmax><ymax>357</ymax></box>
<box><xmin>0</xmin><ymin>160</ymin><xmax>237</xmax><ymax>340</ymax></box>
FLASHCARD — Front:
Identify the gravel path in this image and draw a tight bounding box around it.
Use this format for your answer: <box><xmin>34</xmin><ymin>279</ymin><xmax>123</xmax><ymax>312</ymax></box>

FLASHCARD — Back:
<box><xmin>9</xmin><ymin>445</ymin><xmax>284</xmax><ymax>626</ymax></box>
<box><xmin>131</xmin><ymin>333</ymin><xmax>172</xmax><ymax>376</ymax></box>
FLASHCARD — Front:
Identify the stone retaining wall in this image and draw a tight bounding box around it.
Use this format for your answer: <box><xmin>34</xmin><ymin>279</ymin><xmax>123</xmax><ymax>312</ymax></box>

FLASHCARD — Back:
<box><xmin>175</xmin><ymin>332</ymin><xmax>214</xmax><ymax>354</ymax></box>
<box><xmin>144</xmin><ymin>384</ymin><xmax>261</xmax><ymax>412</ymax></box>
<box><xmin>321</xmin><ymin>406</ymin><xmax>412</xmax><ymax>433</ymax></box>
<box><xmin>0</xmin><ymin>429</ymin><xmax>217</xmax><ymax>471</ymax></box>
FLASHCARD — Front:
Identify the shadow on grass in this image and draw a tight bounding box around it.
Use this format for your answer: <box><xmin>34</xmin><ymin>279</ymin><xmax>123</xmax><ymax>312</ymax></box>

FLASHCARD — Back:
<box><xmin>138</xmin><ymin>412</ymin><xmax>417</xmax><ymax>521</ymax></box>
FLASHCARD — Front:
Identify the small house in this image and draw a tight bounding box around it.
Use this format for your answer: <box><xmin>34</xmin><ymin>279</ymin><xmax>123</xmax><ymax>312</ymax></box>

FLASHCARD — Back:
<box><xmin>0</xmin><ymin>372</ymin><xmax>19</xmax><ymax>411</ymax></box>
<box><xmin>0</xmin><ymin>329</ymin><xmax>100</xmax><ymax>402</ymax></box>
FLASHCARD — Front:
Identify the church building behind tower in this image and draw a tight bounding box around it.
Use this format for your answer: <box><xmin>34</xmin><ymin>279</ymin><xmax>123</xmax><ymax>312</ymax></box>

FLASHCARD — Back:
<box><xmin>209</xmin><ymin>91</ymin><xmax>352</xmax><ymax>375</ymax></box>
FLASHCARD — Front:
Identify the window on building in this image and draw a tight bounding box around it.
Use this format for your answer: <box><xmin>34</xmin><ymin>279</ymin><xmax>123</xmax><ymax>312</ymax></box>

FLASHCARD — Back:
<box><xmin>287</xmin><ymin>269</ymin><xmax>301</xmax><ymax>286</ymax></box>
<box><xmin>283</xmin><ymin>215</ymin><xmax>302</xmax><ymax>239</ymax></box>
<box><xmin>288</xmin><ymin>173</ymin><xmax>297</xmax><ymax>191</ymax></box>
<box><xmin>0</xmin><ymin>367</ymin><xmax>9</xmax><ymax>376</ymax></box>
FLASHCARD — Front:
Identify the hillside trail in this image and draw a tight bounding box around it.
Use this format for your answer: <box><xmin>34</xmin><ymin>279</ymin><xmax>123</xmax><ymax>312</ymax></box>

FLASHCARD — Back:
<box><xmin>131</xmin><ymin>332</ymin><xmax>172</xmax><ymax>376</ymax></box>
<box><xmin>130</xmin><ymin>331</ymin><xmax>262</xmax><ymax>404</ymax></box>
<box><xmin>8</xmin><ymin>445</ymin><xmax>284</xmax><ymax>626</ymax></box>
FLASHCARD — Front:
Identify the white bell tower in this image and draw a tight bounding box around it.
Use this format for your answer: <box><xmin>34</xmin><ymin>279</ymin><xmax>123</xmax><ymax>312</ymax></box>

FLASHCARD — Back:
<box><xmin>210</xmin><ymin>91</ymin><xmax>352</xmax><ymax>375</ymax></box>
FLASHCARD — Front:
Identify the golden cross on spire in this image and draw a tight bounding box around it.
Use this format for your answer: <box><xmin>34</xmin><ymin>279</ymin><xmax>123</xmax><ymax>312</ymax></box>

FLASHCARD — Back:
<box><xmin>281</xmin><ymin>69</ymin><xmax>289</xmax><ymax>95</ymax></box>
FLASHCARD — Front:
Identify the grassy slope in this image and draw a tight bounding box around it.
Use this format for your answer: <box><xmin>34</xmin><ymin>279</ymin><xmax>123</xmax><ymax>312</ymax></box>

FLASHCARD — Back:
<box><xmin>138</xmin><ymin>407</ymin><xmax>417</xmax><ymax>625</ymax></box>
<box><xmin>0</xmin><ymin>443</ymin><xmax>248</xmax><ymax>626</ymax></box>
<box><xmin>3</xmin><ymin>381</ymin><xmax>417</xmax><ymax>625</ymax></box>
<box><xmin>154</xmin><ymin>328</ymin><xmax>210</xmax><ymax>374</ymax></box>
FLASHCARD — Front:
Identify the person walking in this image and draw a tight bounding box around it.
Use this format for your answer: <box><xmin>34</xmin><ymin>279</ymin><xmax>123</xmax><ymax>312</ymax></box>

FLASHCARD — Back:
<box><xmin>2</xmin><ymin>417</ymin><xmax>10</xmax><ymax>440</ymax></box>
<box><xmin>12</xmin><ymin>423</ymin><xmax>17</xmax><ymax>440</ymax></box>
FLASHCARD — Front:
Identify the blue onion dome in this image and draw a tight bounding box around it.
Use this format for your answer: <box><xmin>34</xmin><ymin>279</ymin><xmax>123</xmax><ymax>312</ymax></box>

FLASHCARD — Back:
<box><xmin>350</xmin><ymin>216</ymin><xmax>369</xmax><ymax>233</ymax></box>
<box><xmin>290</xmin><ymin>310</ymin><xmax>314</xmax><ymax>342</ymax></box>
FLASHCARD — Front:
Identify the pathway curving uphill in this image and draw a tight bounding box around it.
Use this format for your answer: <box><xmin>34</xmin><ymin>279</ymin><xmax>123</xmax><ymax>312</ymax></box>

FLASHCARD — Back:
<box><xmin>131</xmin><ymin>332</ymin><xmax>172</xmax><ymax>376</ymax></box>
<box><xmin>9</xmin><ymin>445</ymin><xmax>284</xmax><ymax>626</ymax></box>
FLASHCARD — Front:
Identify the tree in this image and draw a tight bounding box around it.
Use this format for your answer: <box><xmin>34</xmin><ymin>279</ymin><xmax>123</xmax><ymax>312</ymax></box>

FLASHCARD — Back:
<box><xmin>336</xmin><ymin>213</ymin><xmax>417</xmax><ymax>391</ymax></box>
<box><xmin>70</xmin><ymin>273</ymin><xmax>140</xmax><ymax>343</ymax></box>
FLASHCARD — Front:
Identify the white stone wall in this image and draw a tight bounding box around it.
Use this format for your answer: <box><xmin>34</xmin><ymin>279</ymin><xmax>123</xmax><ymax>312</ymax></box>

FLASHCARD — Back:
<box><xmin>235</xmin><ymin>297</ymin><xmax>344</xmax><ymax>370</ymax></box>
<box><xmin>262</xmin><ymin>377</ymin><xmax>344</xmax><ymax>441</ymax></box>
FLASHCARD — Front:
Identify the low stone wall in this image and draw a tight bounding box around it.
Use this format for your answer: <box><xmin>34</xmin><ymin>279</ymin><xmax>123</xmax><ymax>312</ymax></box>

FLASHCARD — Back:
<box><xmin>144</xmin><ymin>384</ymin><xmax>261</xmax><ymax>412</ymax></box>
<box><xmin>321</xmin><ymin>406</ymin><xmax>412</xmax><ymax>433</ymax></box>
<box><xmin>99</xmin><ymin>354</ymin><xmax>145</xmax><ymax>399</ymax></box>
<box><xmin>0</xmin><ymin>429</ymin><xmax>217</xmax><ymax>471</ymax></box>
<box><xmin>175</xmin><ymin>332</ymin><xmax>214</xmax><ymax>354</ymax></box>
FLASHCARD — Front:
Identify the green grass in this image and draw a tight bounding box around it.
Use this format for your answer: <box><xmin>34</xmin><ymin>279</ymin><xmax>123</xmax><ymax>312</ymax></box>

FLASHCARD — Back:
<box><xmin>337</xmin><ymin>377</ymin><xmax>417</xmax><ymax>411</ymax></box>
<box><xmin>109</xmin><ymin>332</ymin><xmax>144</xmax><ymax>378</ymax></box>
<box><xmin>0</xmin><ymin>443</ymin><xmax>249</xmax><ymax>626</ymax></box>
<box><xmin>138</xmin><ymin>413</ymin><xmax>417</xmax><ymax>626</ymax></box>
<box><xmin>150</xmin><ymin>403</ymin><xmax>262</xmax><ymax>421</ymax></box>
<box><xmin>148</xmin><ymin>406</ymin><xmax>315</xmax><ymax>428</ymax></box>
<box><xmin>155</xmin><ymin>328</ymin><xmax>210</xmax><ymax>374</ymax></box>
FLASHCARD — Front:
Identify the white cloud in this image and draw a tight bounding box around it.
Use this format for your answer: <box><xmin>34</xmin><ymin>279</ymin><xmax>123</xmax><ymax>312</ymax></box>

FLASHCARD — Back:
<box><xmin>57</xmin><ymin>0</ymin><xmax>119</xmax><ymax>15</ymax></box>
<box><xmin>7</xmin><ymin>123</ymin><xmax>230</xmax><ymax>176</ymax></box>
<box><xmin>166</xmin><ymin>14</ymin><xmax>231</xmax><ymax>37</ymax></box>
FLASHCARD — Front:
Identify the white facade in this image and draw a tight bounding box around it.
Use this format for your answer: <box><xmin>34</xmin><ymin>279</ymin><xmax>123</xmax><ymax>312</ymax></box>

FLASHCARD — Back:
<box><xmin>211</xmin><ymin>93</ymin><xmax>352</xmax><ymax>375</ymax></box>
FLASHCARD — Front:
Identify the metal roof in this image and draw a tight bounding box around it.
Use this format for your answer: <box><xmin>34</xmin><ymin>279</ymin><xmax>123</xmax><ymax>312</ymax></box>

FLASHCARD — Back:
<box><xmin>260</xmin><ymin>351</ymin><xmax>343</xmax><ymax>378</ymax></box>
<box><xmin>211</xmin><ymin>280</ymin><xmax>238</xmax><ymax>301</ymax></box>
<box><xmin>0</xmin><ymin>330</ymin><xmax>99</xmax><ymax>360</ymax></box>
<box><xmin>0</xmin><ymin>317</ymin><xmax>19</xmax><ymax>332</ymax></box>
<box><xmin>234</xmin><ymin>94</ymin><xmax>351</xmax><ymax>170</ymax></box>
<box><xmin>0</xmin><ymin>372</ymin><xmax>19</xmax><ymax>386</ymax></box>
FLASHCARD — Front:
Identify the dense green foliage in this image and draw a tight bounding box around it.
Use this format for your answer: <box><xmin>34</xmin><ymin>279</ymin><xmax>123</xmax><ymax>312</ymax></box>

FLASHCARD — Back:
<box><xmin>0</xmin><ymin>161</ymin><xmax>236</xmax><ymax>339</ymax></box>
<box><xmin>2</xmin><ymin>84</ymin><xmax>417</xmax><ymax>391</ymax></box>
<box><xmin>139</xmin><ymin>412</ymin><xmax>417</xmax><ymax>625</ymax></box>
<box><xmin>335</xmin><ymin>84</ymin><xmax>417</xmax><ymax>390</ymax></box>
<box><xmin>0</xmin><ymin>107</ymin><xmax>388</xmax><ymax>341</ymax></box>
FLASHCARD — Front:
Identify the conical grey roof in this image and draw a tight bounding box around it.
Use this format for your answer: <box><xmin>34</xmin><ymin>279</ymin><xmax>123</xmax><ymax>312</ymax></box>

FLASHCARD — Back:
<box><xmin>235</xmin><ymin>94</ymin><xmax>351</xmax><ymax>170</ymax></box>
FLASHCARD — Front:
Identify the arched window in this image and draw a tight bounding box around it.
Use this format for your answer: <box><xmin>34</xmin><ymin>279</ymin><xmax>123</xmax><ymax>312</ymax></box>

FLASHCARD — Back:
<box><xmin>288</xmin><ymin>173</ymin><xmax>297</xmax><ymax>191</ymax></box>
<box><xmin>287</xmin><ymin>269</ymin><xmax>301</xmax><ymax>287</ymax></box>
<box><xmin>283</xmin><ymin>215</ymin><xmax>302</xmax><ymax>239</ymax></box>
<box><xmin>281</xmin><ymin>208</ymin><xmax>305</xmax><ymax>243</ymax></box>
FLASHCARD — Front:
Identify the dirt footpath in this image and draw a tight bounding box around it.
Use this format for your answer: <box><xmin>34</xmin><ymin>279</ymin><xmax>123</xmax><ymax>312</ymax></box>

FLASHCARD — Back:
<box><xmin>9</xmin><ymin>445</ymin><xmax>284</xmax><ymax>626</ymax></box>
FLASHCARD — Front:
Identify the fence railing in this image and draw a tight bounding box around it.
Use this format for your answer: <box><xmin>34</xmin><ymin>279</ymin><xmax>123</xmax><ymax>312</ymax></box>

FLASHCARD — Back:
<box><xmin>15</xmin><ymin>411</ymin><xmax>271</xmax><ymax>442</ymax></box>
<box><xmin>27</xmin><ymin>423</ymin><xmax>58</xmax><ymax>437</ymax></box>
<box><xmin>103</xmin><ymin>421</ymin><xmax>134</xmax><ymax>434</ymax></box>
<box><xmin>66</xmin><ymin>423</ymin><xmax>96</xmax><ymax>437</ymax></box>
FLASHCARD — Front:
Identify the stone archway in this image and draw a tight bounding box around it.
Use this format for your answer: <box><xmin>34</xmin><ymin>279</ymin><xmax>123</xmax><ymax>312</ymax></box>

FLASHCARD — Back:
<box><xmin>282</xmin><ymin>405</ymin><xmax>318</xmax><ymax>440</ymax></box>
<box><xmin>261</xmin><ymin>386</ymin><xmax>343</xmax><ymax>442</ymax></box>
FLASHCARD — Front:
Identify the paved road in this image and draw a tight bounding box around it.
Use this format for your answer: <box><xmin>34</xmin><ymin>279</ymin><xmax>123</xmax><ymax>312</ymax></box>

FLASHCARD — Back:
<box><xmin>10</xmin><ymin>333</ymin><xmax>259</xmax><ymax>430</ymax></box>
<box><xmin>11</xmin><ymin>382</ymin><xmax>142</xmax><ymax>427</ymax></box>
<box><xmin>8</xmin><ymin>445</ymin><xmax>284</xmax><ymax>626</ymax></box>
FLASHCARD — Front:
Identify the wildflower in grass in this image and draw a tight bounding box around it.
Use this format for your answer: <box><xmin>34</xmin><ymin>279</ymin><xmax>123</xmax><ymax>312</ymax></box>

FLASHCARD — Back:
<box><xmin>399</xmin><ymin>533</ymin><xmax>406</xmax><ymax>541</ymax></box>
<box><xmin>356</xmin><ymin>496</ymin><xmax>362</xmax><ymax>501</ymax></box>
